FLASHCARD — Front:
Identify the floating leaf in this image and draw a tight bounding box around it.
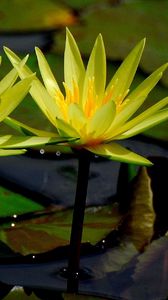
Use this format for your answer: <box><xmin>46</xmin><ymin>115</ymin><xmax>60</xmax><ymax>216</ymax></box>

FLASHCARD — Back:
<box><xmin>0</xmin><ymin>204</ymin><xmax>122</xmax><ymax>255</ymax></box>
<box><xmin>0</xmin><ymin>184</ymin><xmax>44</xmax><ymax>218</ymax></box>
<box><xmin>3</xmin><ymin>286</ymin><xmax>40</xmax><ymax>300</ymax></box>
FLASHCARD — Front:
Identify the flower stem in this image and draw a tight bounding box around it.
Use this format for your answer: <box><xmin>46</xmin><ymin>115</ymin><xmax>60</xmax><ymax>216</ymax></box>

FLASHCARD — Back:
<box><xmin>67</xmin><ymin>150</ymin><xmax>91</xmax><ymax>293</ymax></box>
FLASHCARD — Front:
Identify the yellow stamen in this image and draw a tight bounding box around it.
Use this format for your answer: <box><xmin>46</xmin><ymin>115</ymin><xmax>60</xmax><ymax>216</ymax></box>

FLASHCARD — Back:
<box><xmin>55</xmin><ymin>89</ymin><xmax>64</xmax><ymax>102</ymax></box>
<box><xmin>84</xmin><ymin>77</ymin><xmax>97</xmax><ymax>118</ymax></box>
<box><xmin>103</xmin><ymin>85</ymin><xmax>114</xmax><ymax>104</ymax></box>
<box><xmin>55</xmin><ymin>89</ymin><xmax>68</xmax><ymax>121</ymax></box>
<box><xmin>115</xmin><ymin>89</ymin><xmax>130</xmax><ymax>113</ymax></box>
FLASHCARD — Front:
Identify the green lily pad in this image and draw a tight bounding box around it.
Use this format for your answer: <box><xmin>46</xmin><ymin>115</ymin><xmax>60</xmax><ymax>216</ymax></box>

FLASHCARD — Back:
<box><xmin>3</xmin><ymin>287</ymin><xmax>40</xmax><ymax>300</ymax></box>
<box><xmin>0</xmin><ymin>184</ymin><xmax>44</xmax><ymax>218</ymax></box>
<box><xmin>0</xmin><ymin>203</ymin><xmax>122</xmax><ymax>255</ymax></box>
<box><xmin>0</xmin><ymin>0</ymin><xmax>76</xmax><ymax>31</ymax></box>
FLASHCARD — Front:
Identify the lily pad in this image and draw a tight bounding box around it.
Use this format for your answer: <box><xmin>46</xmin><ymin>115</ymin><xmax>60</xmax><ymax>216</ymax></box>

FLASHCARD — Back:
<box><xmin>0</xmin><ymin>184</ymin><xmax>44</xmax><ymax>218</ymax></box>
<box><xmin>0</xmin><ymin>0</ymin><xmax>76</xmax><ymax>32</ymax></box>
<box><xmin>0</xmin><ymin>204</ymin><xmax>122</xmax><ymax>255</ymax></box>
<box><xmin>3</xmin><ymin>286</ymin><xmax>40</xmax><ymax>300</ymax></box>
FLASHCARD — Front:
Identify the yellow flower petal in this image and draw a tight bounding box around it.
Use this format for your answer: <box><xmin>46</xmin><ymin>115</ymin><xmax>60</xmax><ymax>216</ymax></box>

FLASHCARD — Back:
<box><xmin>0</xmin><ymin>136</ymin><xmax>73</xmax><ymax>149</ymax></box>
<box><xmin>4</xmin><ymin>117</ymin><xmax>58</xmax><ymax>137</ymax></box>
<box><xmin>0</xmin><ymin>75</ymin><xmax>35</xmax><ymax>122</ymax></box>
<box><xmin>117</xmin><ymin>108</ymin><xmax>168</xmax><ymax>139</ymax></box>
<box><xmin>86</xmin><ymin>142</ymin><xmax>152</xmax><ymax>166</ymax></box>
<box><xmin>105</xmin><ymin>63</ymin><xmax>168</xmax><ymax>140</ymax></box>
<box><xmin>0</xmin><ymin>149</ymin><xmax>26</xmax><ymax>156</ymax></box>
<box><xmin>30</xmin><ymin>79</ymin><xmax>62</xmax><ymax>125</ymax></box>
<box><xmin>128</xmin><ymin>63</ymin><xmax>168</xmax><ymax>101</ymax></box>
<box><xmin>0</xmin><ymin>68</ymin><xmax>18</xmax><ymax>95</ymax></box>
<box><xmin>35</xmin><ymin>47</ymin><xmax>60</xmax><ymax>98</ymax></box>
<box><xmin>89</xmin><ymin>100</ymin><xmax>116</xmax><ymax>138</ymax></box>
<box><xmin>4</xmin><ymin>47</ymin><xmax>62</xmax><ymax>127</ymax></box>
<box><xmin>0</xmin><ymin>135</ymin><xmax>12</xmax><ymax>145</ymax></box>
<box><xmin>56</xmin><ymin>118</ymin><xmax>79</xmax><ymax>138</ymax></box>
<box><xmin>82</xmin><ymin>34</ymin><xmax>106</xmax><ymax>106</ymax></box>
<box><xmin>106</xmin><ymin>39</ymin><xmax>145</xmax><ymax>103</ymax></box>
<box><xmin>113</xmin><ymin>96</ymin><xmax>168</xmax><ymax>138</ymax></box>
<box><xmin>105</xmin><ymin>95</ymin><xmax>145</xmax><ymax>140</ymax></box>
<box><xmin>68</xmin><ymin>103</ymin><xmax>87</xmax><ymax>131</ymax></box>
<box><xmin>64</xmin><ymin>28</ymin><xmax>85</xmax><ymax>95</ymax></box>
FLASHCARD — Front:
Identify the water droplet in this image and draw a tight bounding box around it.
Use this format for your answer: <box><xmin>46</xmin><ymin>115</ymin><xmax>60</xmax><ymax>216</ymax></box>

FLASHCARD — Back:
<box><xmin>40</xmin><ymin>149</ymin><xmax>45</xmax><ymax>155</ymax></box>
<box><xmin>13</xmin><ymin>214</ymin><xmax>17</xmax><ymax>219</ymax></box>
<box><xmin>56</xmin><ymin>151</ymin><xmax>61</xmax><ymax>156</ymax></box>
<box><xmin>11</xmin><ymin>223</ymin><xmax>15</xmax><ymax>227</ymax></box>
<box><xmin>95</xmin><ymin>155</ymin><xmax>99</xmax><ymax>159</ymax></box>
<box><xmin>32</xmin><ymin>255</ymin><xmax>36</xmax><ymax>259</ymax></box>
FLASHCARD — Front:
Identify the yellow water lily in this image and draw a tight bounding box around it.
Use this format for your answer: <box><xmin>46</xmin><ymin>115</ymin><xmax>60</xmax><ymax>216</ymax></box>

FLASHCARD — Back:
<box><xmin>0</xmin><ymin>57</ymin><xmax>34</xmax><ymax>156</ymax></box>
<box><xmin>0</xmin><ymin>56</ymin><xmax>76</xmax><ymax>156</ymax></box>
<box><xmin>4</xmin><ymin>29</ymin><xmax>168</xmax><ymax>165</ymax></box>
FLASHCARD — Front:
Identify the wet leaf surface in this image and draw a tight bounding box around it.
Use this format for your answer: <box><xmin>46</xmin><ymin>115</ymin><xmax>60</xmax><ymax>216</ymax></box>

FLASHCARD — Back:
<box><xmin>0</xmin><ymin>184</ymin><xmax>44</xmax><ymax>218</ymax></box>
<box><xmin>0</xmin><ymin>204</ymin><xmax>122</xmax><ymax>255</ymax></box>
<box><xmin>121</xmin><ymin>237</ymin><xmax>168</xmax><ymax>300</ymax></box>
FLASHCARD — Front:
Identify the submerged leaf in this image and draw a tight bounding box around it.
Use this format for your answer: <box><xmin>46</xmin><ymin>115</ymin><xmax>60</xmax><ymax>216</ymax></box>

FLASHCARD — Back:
<box><xmin>121</xmin><ymin>167</ymin><xmax>155</xmax><ymax>251</ymax></box>
<box><xmin>123</xmin><ymin>237</ymin><xmax>168</xmax><ymax>300</ymax></box>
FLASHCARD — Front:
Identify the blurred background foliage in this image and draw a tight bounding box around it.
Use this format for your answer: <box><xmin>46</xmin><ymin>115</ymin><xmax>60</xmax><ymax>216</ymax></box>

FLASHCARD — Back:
<box><xmin>0</xmin><ymin>0</ymin><xmax>168</xmax><ymax>141</ymax></box>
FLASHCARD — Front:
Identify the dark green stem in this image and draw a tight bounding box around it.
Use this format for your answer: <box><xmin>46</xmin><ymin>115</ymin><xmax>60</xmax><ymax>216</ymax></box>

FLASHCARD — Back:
<box><xmin>67</xmin><ymin>150</ymin><xmax>91</xmax><ymax>293</ymax></box>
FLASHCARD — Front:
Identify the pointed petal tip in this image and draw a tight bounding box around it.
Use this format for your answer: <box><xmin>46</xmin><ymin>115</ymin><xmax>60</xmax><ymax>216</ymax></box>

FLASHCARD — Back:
<box><xmin>3</xmin><ymin>46</ymin><xmax>8</xmax><ymax>51</ymax></box>
<box><xmin>154</xmin><ymin>62</ymin><xmax>168</xmax><ymax>78</ymax></box>
<box><xmin>35</xmin><ymin>46</ymin><xmax>39</xmax><ymax>52</ymax></box>
<box><xmin>144</xmin><ymin>159</ymin><xmax>153</xmax><ymax>167</ymax></box>
<box><xmin>35</xmin><ymin>47</ymin><xmax>44</xmax><ymax>60</ymax></box>
<box><xmin>98</xmin><ymin>33</ymin><xmax>103</xmax><ymax>39</ymax></box>
<box><xmin>3</xmin><ymin>46</ymin><xmax>12</xmax><ymax>54</ymax></box>
<box><xmin>35</xmin><ymin>46</ymin><xmax>42</xmax><ymax>55</ymax></box>
<box><xmin>142</xmin><ymin>37</ymin><xmax>146</xmax><ymax>45</ymax></box>
<box><xmin>161</xmin><ymin>62</ymin><xmax>168</xmax><ymax>71</ymax></box>
<box><xmin>137</xmin><ymin>37</ymin><xmax>146</xmax><ymax>51</ymax></box>
<box><xmin>66</xmin><ymin>27</ymin><xmax>73</xmax><ymax>39</ymax></box>
<box><xmin>95</xmin><ymin>33</ymin><xmax>104</xmax><ymax>45</ymax></box>
<box><xmin>66</xmin><ymin>27</ymin><xmax>70</xmax><ymax>33</ymax></box>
